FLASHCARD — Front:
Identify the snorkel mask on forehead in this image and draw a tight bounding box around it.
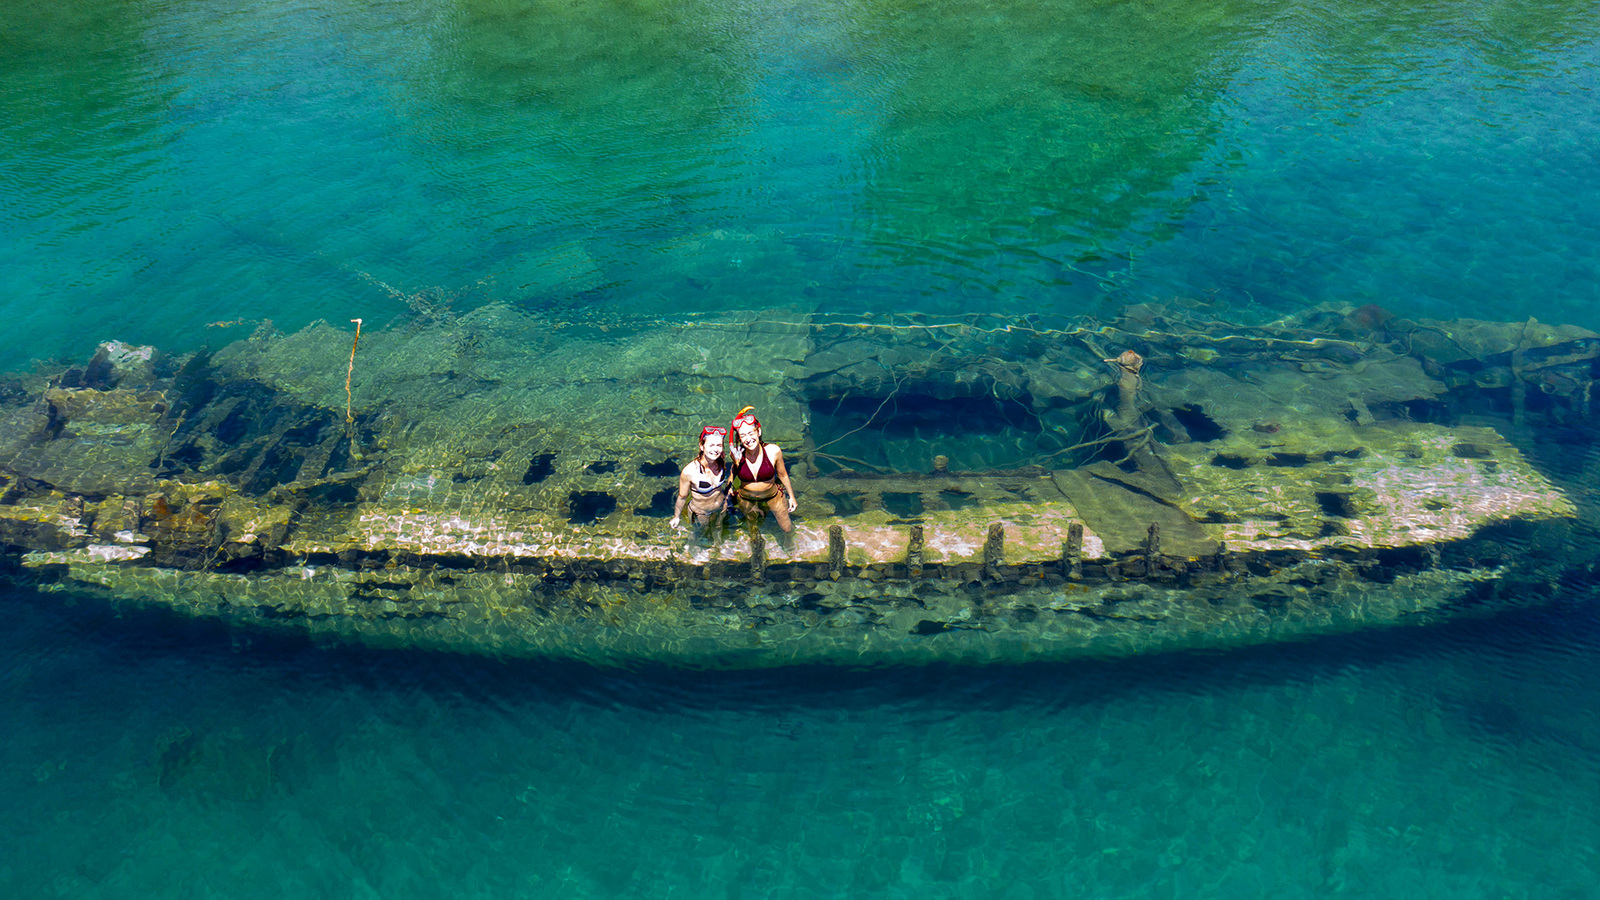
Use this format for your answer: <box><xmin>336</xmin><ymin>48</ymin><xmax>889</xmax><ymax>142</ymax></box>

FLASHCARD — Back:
<box><xmin>698</xmin><ymin>426</ymin><xmax>726</xmax><ymax>457</ymax></box>
<box><xmin>731</xmin><ymin>406</ymin><xmax>760</xmax><ymax>433</ymax></box>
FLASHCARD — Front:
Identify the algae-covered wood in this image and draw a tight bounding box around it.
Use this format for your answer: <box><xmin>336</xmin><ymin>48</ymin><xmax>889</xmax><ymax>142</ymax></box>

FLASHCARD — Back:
<box><xmin>1</xmin><ymin>302</ymin><xmax>1594</xmax><ymax>666</ymax></box>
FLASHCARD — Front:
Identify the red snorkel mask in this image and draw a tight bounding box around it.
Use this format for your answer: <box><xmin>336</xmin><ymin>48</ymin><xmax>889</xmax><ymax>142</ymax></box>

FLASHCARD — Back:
<box><xmin>731</xmin><ymin>406</ymin><xmax>760</xmax><ymax>433</ymax></box>
<box><xmin>699</xmin><ymin>425</ymin><xmax>727</xmax><ymax>442</ymax></box>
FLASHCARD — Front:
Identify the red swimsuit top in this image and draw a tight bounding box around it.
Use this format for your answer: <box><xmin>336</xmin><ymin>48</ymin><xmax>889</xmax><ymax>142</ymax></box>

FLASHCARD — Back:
<box><xmin>736</xmin><ymin>446</ymin><xmax>776</xmax><ymax>482</ymax></box>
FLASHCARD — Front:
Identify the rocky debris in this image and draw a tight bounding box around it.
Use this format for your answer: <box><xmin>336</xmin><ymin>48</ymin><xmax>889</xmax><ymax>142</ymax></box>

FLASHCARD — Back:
<box><xmin>92</xmin><ymin>341</ymin><xmax>158</xmax><ymax>384</ymax></box>
<box><xmin>155</xmin><ymin>726</ymin><xmax>284</xmax><ymax>802</ymax></box>
<box><xmin>0</xmin><ymin>491</ymin><xmax>88</xmax><ymax>552</ymax></box>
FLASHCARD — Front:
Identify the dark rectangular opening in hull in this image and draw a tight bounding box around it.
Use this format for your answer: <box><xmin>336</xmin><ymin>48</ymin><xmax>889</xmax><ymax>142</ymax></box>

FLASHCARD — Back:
<box><xmin>806</xmin><ymin>392</ymin><xmax>1052</xmax><ymax>475</ymax></box>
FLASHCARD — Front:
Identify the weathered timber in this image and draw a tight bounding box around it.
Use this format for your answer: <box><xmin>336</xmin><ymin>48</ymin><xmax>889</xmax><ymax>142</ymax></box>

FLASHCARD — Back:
<box><xmin>983</xmin><ymin>523</ymin><xmax>1005</xmax><ymax>581</ymax></box>
<box><xmin>1065</xmin><ymin>523</ymin><xmax>1084</xmax><ymax>581</ymax></box>
<box><xmin>1</xmin><ymin>302</ymin><xmax>1596</xmax><ymax>667</ymax></box>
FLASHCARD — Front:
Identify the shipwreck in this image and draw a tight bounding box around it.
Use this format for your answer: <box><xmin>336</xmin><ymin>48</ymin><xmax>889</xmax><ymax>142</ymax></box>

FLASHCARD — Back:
<box><xmin>2</xmin><ymin>301</ymin><xmax>1597</xmax><ymax>666</ymax></box>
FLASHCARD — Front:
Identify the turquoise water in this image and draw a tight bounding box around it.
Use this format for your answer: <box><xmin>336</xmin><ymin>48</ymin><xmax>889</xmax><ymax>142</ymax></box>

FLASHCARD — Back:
<box><xmin>7</xmin><ymin>589</ymin><xmax>1600</xmax><ymax>897</ymax></box>
<box><xmin>6</xmin><ymin>0</ymin><xmax>1600</xmax><ymax>895</ymax></box>
<box><xmin>5</xmin><ymin>0</ymin><xmax>1599</xmax><ymax>369</ymax></box>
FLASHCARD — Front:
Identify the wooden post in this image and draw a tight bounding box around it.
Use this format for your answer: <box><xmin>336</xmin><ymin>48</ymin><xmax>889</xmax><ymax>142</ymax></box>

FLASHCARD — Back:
<box><xmin>1064</xmin><ymin>522</ymin><xmax>1083</xmax><ymax>581</ymax></box>
<box><xmin>1145</xmin><ymin>522</ymin><xmax>1161</xmax><ymax>557</ymax></box>
<box><xmin>983</xmin><ymin>523</ymin><xmax>1004</xmax><ymax>580</ymax></box>
<box><xmin>750</xmin><ymin>533</ymin><xmax>766</xmax><ymax>580</ymax></box>
<box><xmin>827</xmin><ymin>524</ymin><xmax>845</xmax><ymax>581</ymax></box>
<box><xmin>907</xmin><ymin>524</ymin><xmax>925</xmax><ymax>579</ymax></box>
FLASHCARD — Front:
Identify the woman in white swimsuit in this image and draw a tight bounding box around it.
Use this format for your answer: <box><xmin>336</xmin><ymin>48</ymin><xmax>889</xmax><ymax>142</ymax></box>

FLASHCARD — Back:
<box><xmin>670</xmin><ymin>425</ymin><xmax>731</xmax><ymax>536</ymax></box>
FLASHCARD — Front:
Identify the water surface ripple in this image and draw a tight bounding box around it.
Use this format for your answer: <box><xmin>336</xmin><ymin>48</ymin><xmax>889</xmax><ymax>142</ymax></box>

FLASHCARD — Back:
<box><xmin>4</xmin><ymin>0</ymin><xmax>1600</xmax><ymax>895</ymax></box>
<box><xmin>4</xmin><ymin>587</ymin><xmax>1600</xmax><ymax>896</ymax></box>
<box><xmin>3</xmin><ymin>0</ymin><xmax>1598</xmax><ymax>366</ymax></box>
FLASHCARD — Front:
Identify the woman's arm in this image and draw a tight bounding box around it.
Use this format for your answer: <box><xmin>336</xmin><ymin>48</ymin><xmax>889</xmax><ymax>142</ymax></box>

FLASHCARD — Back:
<box><xmin>669</xmin><ymin>467</ymin><xmax>693</xmax><ymax>528</ymax></box>
<box><xmin>772</xmin><ymin>446</ymin><xmax>796</xmax><ymax>513</ymax></box>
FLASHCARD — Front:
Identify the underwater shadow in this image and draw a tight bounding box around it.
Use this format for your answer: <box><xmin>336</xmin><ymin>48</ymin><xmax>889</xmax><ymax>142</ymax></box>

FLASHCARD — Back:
<box><xmin>10</xmin><ymin>578</ymin><xmax>1600</xmax><ymax>724</ymax></box>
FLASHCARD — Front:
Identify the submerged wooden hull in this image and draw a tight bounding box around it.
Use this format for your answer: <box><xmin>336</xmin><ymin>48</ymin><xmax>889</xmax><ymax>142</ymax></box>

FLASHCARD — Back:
<box><xmin>2</xmin><ymin>304</ymin><xmax>1595</xmax><ymax>666</ymax></box>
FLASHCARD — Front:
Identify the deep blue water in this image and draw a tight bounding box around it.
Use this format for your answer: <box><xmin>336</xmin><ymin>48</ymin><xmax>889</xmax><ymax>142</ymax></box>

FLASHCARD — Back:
<box><xmin>7</xmin><ymin>585</ymin><xmax>1600</xmax><ymax>897</ymax></box>
<box><xmin>5</xmin><ymin>0</ymin><xmax>1600</xmax><ymax>895</ymax></box>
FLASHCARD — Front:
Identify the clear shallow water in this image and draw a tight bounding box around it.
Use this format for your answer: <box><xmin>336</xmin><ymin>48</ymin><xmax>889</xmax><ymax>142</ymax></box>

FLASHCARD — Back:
<box><xmin>3</xmin><ymin>0</ymin><xmax>1599</xmax><ymax>368</ymax></box>
<box><xmin>6</xmin><ymin>0</ymin><xmax>1600</xmax><ymax>895</ymax></box>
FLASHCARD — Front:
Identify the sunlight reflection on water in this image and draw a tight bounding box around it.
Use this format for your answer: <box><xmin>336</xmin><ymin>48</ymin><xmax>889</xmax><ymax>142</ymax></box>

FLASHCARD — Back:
<box><xmin>4</xmin><ymin>0</ymin><xmax>1600</xmax><ymax>895</ymax></box>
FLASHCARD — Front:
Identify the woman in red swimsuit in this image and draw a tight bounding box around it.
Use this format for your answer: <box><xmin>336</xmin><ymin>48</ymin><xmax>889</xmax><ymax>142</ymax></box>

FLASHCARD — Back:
<box><xmin>730</xmin><ymin>407</ymin><xmax>796</xmax><ymax>534</ymax></box>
